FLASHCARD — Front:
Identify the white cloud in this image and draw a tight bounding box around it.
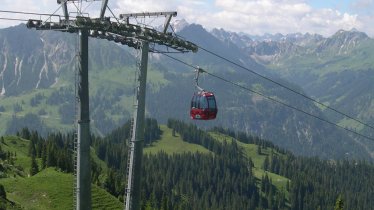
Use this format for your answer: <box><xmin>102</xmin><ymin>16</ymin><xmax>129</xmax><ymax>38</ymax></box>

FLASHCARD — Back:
<box><xmin>188</xmin><ymin>0</ymin><xmax>362</xmax><ymax>36</ymax></box>
<box><xmin>0</xmin><ymin>0</ymin><xmax>372</xmax><ymax>37</ymax></box>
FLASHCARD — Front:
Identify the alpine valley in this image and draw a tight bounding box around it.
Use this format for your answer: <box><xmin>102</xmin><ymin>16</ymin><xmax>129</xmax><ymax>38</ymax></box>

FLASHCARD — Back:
<box><xmin>0</xmin><ymin>21</ymin><xmax>374</xmax><ymax>160</ymax></box>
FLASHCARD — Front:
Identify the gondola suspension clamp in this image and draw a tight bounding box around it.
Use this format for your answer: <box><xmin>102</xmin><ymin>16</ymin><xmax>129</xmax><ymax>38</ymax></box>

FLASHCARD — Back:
<box><xmin>195</xmin><ymin>66</ymin><xmax>205</xmax><ymax>92</ymax></box>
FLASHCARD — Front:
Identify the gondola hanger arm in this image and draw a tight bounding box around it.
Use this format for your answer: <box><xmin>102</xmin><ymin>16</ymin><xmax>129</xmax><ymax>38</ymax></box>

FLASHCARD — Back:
<box><xmin>195</xmin><ymin>66</ymin><xmax>205</xmax><ymax>92</ymax></box>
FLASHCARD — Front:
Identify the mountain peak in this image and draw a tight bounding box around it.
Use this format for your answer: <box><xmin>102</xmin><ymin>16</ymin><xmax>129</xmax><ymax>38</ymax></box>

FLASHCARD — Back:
<box><xmin>170</xmin><ymin>19</ymin><xmax>189</xmax><ymax>33</ymax></box>
<box><xmin>332</xmin><ymin>28</ymin><xmax>368</xmax><ymax>39</ymax></box>
<box><xmin>210</xmin><ymin>28</ymin><xmax>253</xmax><ymax>47</ymax></box>
<box><xmin>350</xmin><ymin>28</ymin><xmax>359</xmax><ymax>32</ymax></box>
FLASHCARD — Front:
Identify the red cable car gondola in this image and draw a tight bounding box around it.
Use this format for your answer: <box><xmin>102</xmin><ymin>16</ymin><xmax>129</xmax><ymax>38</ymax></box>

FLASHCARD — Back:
<box><xmin>190</xmin><ymin>67</ymin><xmax>217</xmax><ymax>120</ymax></box>
<box><xmin>190</xmin><ymin>91</ymin><xmax>217</xmax><ymax>120</ymax></box>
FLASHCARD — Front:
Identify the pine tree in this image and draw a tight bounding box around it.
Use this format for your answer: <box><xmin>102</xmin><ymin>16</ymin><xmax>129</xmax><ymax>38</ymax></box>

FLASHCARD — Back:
<box><xmin>257</xmin><ymin>145</ymin><xmax>262</xmax><ymax>155</ymax></box>
<box><xmin>0</xmin><ymin>184</ymin><xmax>6</xmax><ymax>199</ymax></box>
<box><xmin>28</xmin><ymin>140</ymin><xmax>36</xmax><ymax>157</ymax></box>
<box><xmin>172</xmin><ymin>128</ymin><xmax>176</xmax><ymax>137</ymax></box>
<box><xmin>104</xmin><ymin>168</ymin><xmax>117</xmax><ymax>195</ymax></box>
<box><xmin>144</xmin><ymin>200</ymin><xmax>152</xmax><ymax>210</ymax></box>
<box><xmin>46</xmin><ymin>143</ymin><xmax>57</xmax><ymax>167</ymax></box>
<box><xmin>30</xmin><ymin>154</ymin><xmax>39</xmax><ymax>176</ymax></box>
<box><xmin>286</xmin><ymin>180</ymin><xmax>290</xmax><ymax>192</ymax></box>
<box><xmin>21</xmin><ymin>127</ymin><xmax>31</xmax><ymax>140</ymax></box>
<box><xmin>160</xmin><ymin>194</ymin><xmax>168</xmax><ymax>210</ymax></box>
<box><xmin>263</xmin><ymin>156</ymin><xmax>269</xmax><ymax>171</ymax></box>
<box><xmin>334</xmin><ymin>195</ymin><xmax>344</xmax><ymax>210</ymax></box>
<box><xmin>41</xmin><ymin>144</ymin><xmax>47</xmax><ymax>169</ymax></box>
<box><xmin>8</xmin><ymin>152</ymin><xmax>14</xmax><ymax>165</ymax></box>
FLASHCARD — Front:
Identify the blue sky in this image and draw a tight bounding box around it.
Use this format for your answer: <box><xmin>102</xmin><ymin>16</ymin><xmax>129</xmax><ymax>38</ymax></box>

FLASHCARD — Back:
<box><xmin>309</xmin><ymin>0</ymin><xmax>350</xmax><ymax>11</ymax></box>
<box><xmin>1</xmin><ymin>0</ymin><xmax>374</xmax><ymax>36</ymax></box>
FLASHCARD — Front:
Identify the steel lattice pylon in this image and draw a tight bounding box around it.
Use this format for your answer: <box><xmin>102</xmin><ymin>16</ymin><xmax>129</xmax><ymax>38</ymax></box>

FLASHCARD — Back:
<box><xmin>26</xmin><ymin>1</ymin><xmax>197</xmax><ymax>210</ymax></box>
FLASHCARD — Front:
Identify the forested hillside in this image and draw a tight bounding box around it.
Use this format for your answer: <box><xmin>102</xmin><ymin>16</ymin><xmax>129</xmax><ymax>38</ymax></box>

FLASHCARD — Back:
<box><xmin>1</xmin><ymin>119</ymin><xmax>373</xmax><ymax>209</ymax></box>
<box><xmin>0</xmin><ymin>24</ymin><xmax>370</xmax><ymax>160</ymax></box>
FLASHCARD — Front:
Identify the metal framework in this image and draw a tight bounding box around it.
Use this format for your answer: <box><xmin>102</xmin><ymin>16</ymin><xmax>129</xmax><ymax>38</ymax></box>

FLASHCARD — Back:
<box><xmin>26</xmin><ymin>15</ymin><xmax>197</xmax><ymax>52</ymax></box>
<box><xmin>125</xmin><ymin>41</ymin><xmax>149</xmax><ymax>210</ymax></box>
<box><xmin>26</xmin><ymin>1</ymin><xmax>197</xmax><ymax>210</ymax></box>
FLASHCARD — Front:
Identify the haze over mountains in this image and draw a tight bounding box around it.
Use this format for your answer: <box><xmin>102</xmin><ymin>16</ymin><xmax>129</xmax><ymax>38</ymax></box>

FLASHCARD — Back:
<box><xmin>0</xmin><ymin>21</ymin><xmax>373</xmax><ymax>160</ymax></box>
<box><xmin>212</xmin><ymin>25</ymin><xmax>374</xmax><ymax>156</ymax></box>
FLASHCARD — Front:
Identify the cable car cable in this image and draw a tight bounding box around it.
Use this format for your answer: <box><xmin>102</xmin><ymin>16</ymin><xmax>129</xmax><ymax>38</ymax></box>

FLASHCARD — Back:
<box><xmin>0</xmin><ymin>10</ymin><xmax>61</xmax><ymax>17</ymax></box>
<box><xmin>0</xmin><ymin>17</ymin><xmax>29</xmax><ymax>21</ymax></box>
<box><xmin>197</xmin><ymin>45</ymin><xmax>374</xmax><ymax>131</ymax></box>
<box><xmin>159</xmin><ymin>52</ymin><xmax>374</xmax><ymax>142</ymax></box>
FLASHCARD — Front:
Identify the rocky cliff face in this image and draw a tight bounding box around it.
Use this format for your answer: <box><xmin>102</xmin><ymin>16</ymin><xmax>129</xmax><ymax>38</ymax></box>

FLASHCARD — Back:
<box><xmin>211</xmin><ymin>28</ymin><xmax>369</xmax><ymax>63</ymax></box>
<box><xmin>0</xmin><ymin>25</ymin><xmax>77</xmax><ymax>96</ymax></box>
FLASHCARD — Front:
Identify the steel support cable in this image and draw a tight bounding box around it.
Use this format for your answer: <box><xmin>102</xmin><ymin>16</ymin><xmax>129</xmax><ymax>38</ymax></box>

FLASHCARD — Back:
<box><xmin>106</xmin><ymin>6</ymin><xmax>120</xmax><ymax>23</ymax></box>
<box><xmin>0</xmin><ymin>17</ymin><xmax>29</xmax><ymax>21</ymax></box>
<box><xmin>197</xmin><ymin>45</ymin><xmax>374</xmax><ymax>131</ymax></box>
<box><xmin>82</xmin><ymin>1</ymin><xmax>95</xmax><ymax>14</ymax></box>
<box><xmin>0</xmin><ymin>10</ymin><xmax>61</xmax><ymax>17</ymax></box>
<box><xmin>43</xmin><ymin>5</ymin><xmax>62</xmax><ymax>23</ymax></box>
<box><xmin>0</xmin><ymin>10</ymin><xmax>82</xmax><ymax>21</ymax></box>
<box><xmin>72</xmin><ymin>2</ymin><xmax>83</xmax><ymax>16</ymax></box>
<box><xmin>159</xmin><ymin>52</ymin><xmax>374</xmax><ymax>142</ymax></box>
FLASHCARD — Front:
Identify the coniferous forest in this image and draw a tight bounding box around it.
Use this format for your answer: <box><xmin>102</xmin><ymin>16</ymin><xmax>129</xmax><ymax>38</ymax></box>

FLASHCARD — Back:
<box><xmin>2</xmin><ymin>119</ymin><xmax>374</xmax><ymax>210</ymax></box>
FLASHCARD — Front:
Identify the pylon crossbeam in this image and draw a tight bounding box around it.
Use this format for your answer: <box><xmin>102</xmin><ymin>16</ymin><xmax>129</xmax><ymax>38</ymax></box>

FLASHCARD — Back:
<box><xmin>26</xmin><ymin>15</ymin><xmax>198</xmax><ymax>52</ymax></box>
<box><xmin>119</xmin><ymin>11</ymin><xmax>177</xmax><ymax>19</ymax></box>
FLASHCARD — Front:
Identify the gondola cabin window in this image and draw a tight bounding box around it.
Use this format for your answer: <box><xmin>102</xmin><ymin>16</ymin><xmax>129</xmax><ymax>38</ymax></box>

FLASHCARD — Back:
<box><xmin>190</xmin><ymin>91</ymin><xmax>217</xmax><ymax>120</ymax></box>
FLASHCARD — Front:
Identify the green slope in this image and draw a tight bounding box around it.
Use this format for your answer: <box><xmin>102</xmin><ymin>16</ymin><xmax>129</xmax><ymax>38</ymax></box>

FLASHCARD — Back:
<box><xmin>208</xmin><ymin>132</ymin><xmax>290</xmax><ymax>190</ymax></box>
<box><xmin>0</xmin><ymin>88</ymin><xmax>69</xmax><ymax>135</ymax></box>
<box><xmin>0</xmin><ymin>136</ymin><xmax>122</xmax><ymax>209</ymax></box>
<box><xmin>144</xmin><ymin>125</ymin><xmax>211</xmax><ymax>155</ymax></box>
<box><xmin>145</xmin><ymin>127</ymin><xmax>290</xmax><ymax>192</ymax></box>
<box><xmin>1</xmin><ymin>168</ymin><xmax>122</xmax><ymax>210</ymax></box>
<box><xmin>1</xmin><ymin>135</ymin><xmax>31</xmax><ymax>176</ymax></box>
<box><xmin>0</xmin><ymin>65</ymin><xmax>169</xmax><ymax>136</ymax></box>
